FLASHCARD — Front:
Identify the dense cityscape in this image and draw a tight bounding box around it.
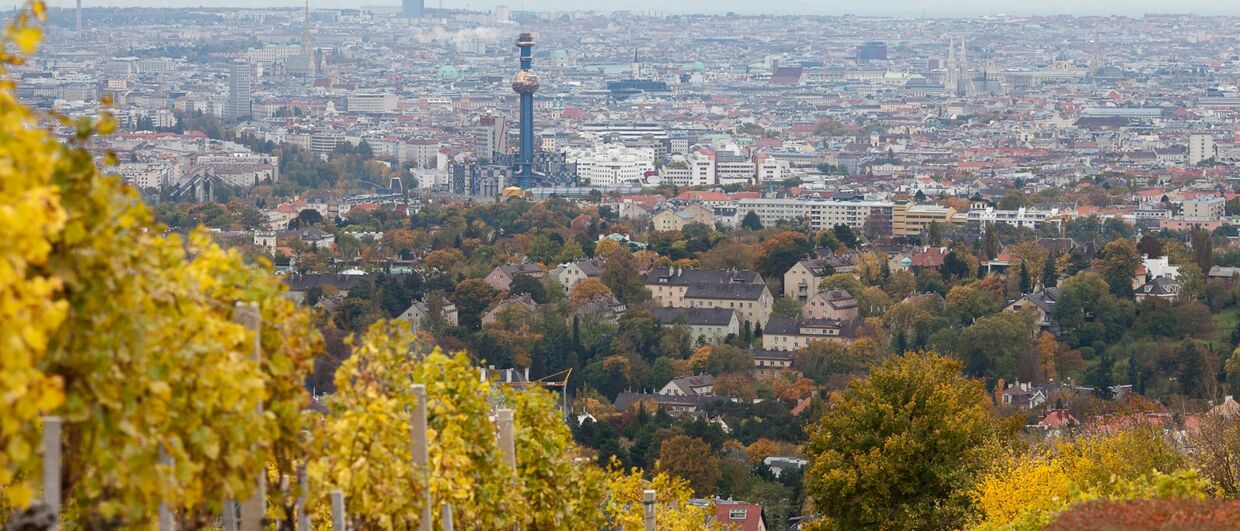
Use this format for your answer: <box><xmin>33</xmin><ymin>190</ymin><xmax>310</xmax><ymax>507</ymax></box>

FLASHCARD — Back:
<box><xmin>7</xmin><ymin>0</ymin><xmax>1240</xmax><ymax>529</ymax></box>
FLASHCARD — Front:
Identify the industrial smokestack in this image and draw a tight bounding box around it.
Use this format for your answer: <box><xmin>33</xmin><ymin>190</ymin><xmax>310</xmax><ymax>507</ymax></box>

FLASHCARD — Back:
<box><xmin>76</xmin><ymin>0</ymin><xmax>82</xmax><ymax>32</ymax></box>
<box><xmin>511</xmin><ymin>32</ymin><xmax>539</xmax><ymax>188</ymax></box>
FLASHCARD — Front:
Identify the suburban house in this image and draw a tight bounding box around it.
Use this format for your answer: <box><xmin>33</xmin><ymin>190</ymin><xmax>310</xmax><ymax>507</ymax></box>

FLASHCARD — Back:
<box><xmin>571</xmin><ymin>294</ymin><xmax>627</xmax><ymax>323</ymax></box>
<box><xmin>683</xmin><ymin>282</ymin><xmax>773</xmax><ymax>328</ymax></box>
<box><xmin>763</xmin><ymin>456</ymin><xmax>808</xmax><ymax>479</ymax></box>
<box><xmin>282</xmin><ymin>273</ymin><xmax>370</xmax><ymax>303</ymax></box>
<box><xmin>907</xmin><ymin>246</ymin><xmax>949</xmax><ymax>271</ymax></box>
<box><xmin>652</xmin><ymin>307</ymin><xmax>740</xmax><ymax>344</ymax></box>
<box><xmin>751</xmin><ymin>349</ymin><xmax>797</xmax><ymax>379</ymax></box>
<box><xmin>613</xmin><ymin>392</ymin><xmax>708</xmax><ymax>418</ymax></box>
<box><xmin>658</xmin><ymin>374</ymin><xmax>715</xmax><ymax>397</ymax></box>
<box><xmin>481</xmin><ymin>294</ymin><xmax>539</xmax><ymax>326</ymax></box>
<box><xmin>762</xmin><ymin>317</ymin><xmax>858</xmax><ymax>351</ymax></box>
<box><xmin>801</xmin><ymin>289</ymin><xmax>859</xmax><ymax>320</ymax></box>
<box><xmin>1208</xmin><ymin>265</ymin><xmax>1240</xmax><ymax>286</ymax></box>
<box><xmin>396</xmin><ymin>296</ymin><xmax>459</xmax><ymax>332</ymax></box>
<box><xmin>709</xmin><ymin>500</ymin><xmax>767</xmax><ymax>531</ymax></box>
<box><xmin>1000</xmin><ymin>380</ymin><xmax>1050</xmax><ymax>410</ymax></box>
<box><xmin>646</xmin><ymin>267</ymin><xmax>772</xmax><ymax>327</ymax></box>
<box><xmin>1035</xmin><ymin>409</ymin><xmax>1080</xmax><ymax>436</ymax></box>
<box><xmin>784</xmin><ymin>258</ymin><xmax>841</xmax><ymax>302</ymax></box>
<box><xmin>484</xmin><ymin>263</ymin><xmax>546</xmax><ymax>291</ymax></box>
<box><xmin>551</xmin><ymin>258</ymin><xmax>605</xmax><ymax>294</ymax></box>
<box><xmin>1004</xmin><ymin>287</ymin><xmax>1060</xmax><ymax>331</ymax></box>
<box><xmin>646</xmin><ymin>267</ymin><xmax>765</xmax><ymax>306</ymax></box>
<box><xmin>1135</xmin><ymin>276</ymin><xmax>1181</xmax><ymax>301</ymax></box>
<box><xmin>651</xmin><ymin>204</ymin><xmax>715</xmax><ymax>232</ymax></box>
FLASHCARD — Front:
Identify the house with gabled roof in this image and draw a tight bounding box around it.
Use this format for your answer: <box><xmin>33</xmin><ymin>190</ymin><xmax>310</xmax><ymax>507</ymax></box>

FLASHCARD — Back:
<box><xmin>397</xmin><ymin>296</ymin><xmax>458</xmax><ymax>332</ymax></box>
<box><xmin>658</xmin><ymin>374</ymin><xmax>715</xmax><ymax>397</ymax></box>
<box><xmin>802</xmin><ymin>289</ymin><xmax>859</xmax><ymax>321</ymax></box>
<box><xmin>652</xmin><ymin>307</ymin><xmax>739</xmax><ymax>344</ymax></box>
<box><xmin>1004</xmin><ymin>287</ymin><xmax>1060</xmax><ymax>331</ymax></box>
<box><xmin>762</xmin><ymin>317</ymin><xmax>858</xmax><ymax>351</ymax></box>
<box><xmin>551</xmin><ymin>258</ymin><xmax>605</xmax><ymax>294</ymax></box>
<box><xmin>484</xmin><ymin>263</ymin><xmax>546</xmax><ymax>291</ymax></box>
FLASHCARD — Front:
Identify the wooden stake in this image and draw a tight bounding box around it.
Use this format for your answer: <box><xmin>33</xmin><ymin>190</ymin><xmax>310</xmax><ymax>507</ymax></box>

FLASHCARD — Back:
<box><xmin>158</xmin><ymin>447</ymin><xmax>174</xmax><ymax>531</ymax></box>
<box><xmin>330</xmin><ymin>490</ymin><xmax>345</xmax><ymax>531</ymax></box>
<box><xmin>295</xmin><ymin>465</ymin><xmax>310</xmax><ymax>531</ymax></box>
<box><xmin>234</xmin><ymin>302</ymin><xmax>266</xmax><ymax>531</ymax></box>
<box><xmin>441</xmin><ymin>504</ymin><xmax>454</xmax><ymax>531</ymax></box>
<box><xmin>497</xmin><ymin>408</ymin><xmax>515</xmax><ymax>470</ymax></box>
<box><xmin>411</xmin><ymin>384</ymin><xmax>431</xmax><ymax>531</ymax></box>
<box><xmin>222</xmin><ymin>500</ymin><xmax>238</xmax><ymax>531</ymax></box>
<box><xmin>642</xmin><ymin>489</ymin><xmax>657</xmax><ymax>531</ymax></box>
<box><xmin>43</xmin><ymin>416</ymin><xmax>61</xmax><ymax>527</ymax></box>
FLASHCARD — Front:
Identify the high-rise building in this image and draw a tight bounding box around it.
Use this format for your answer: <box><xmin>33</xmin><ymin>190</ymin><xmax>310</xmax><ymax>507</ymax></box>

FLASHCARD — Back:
<box><xmin>402</xmin><ymin>0</ymin><xmax>424</xmax><ymax>18</ymax></box>
<box><xmin>226</xmin><ymin>61</ymin><xmax>252</xmax><ymax>121</ymax></box>
<box><xmin>1189</xmin><ymin>133</ymin><xmax>1215</xmax><ymax>165</ymax></box>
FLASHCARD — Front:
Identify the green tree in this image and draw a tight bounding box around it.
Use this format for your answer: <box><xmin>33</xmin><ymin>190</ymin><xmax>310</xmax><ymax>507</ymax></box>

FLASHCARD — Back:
<box><xmin>1191</xmin><ymin>228</ymin><xmax>1215</xmax><ymax>273</ymax></box>
<box><xmin>741</xmin><ymin>210</ymin><xmax>763</xmax><ymax>231</ymax></box>
<box><xmin>833</xmin><ymin>224</ymin><xmax>859</xmax><ymax>249</ymax></box>
<box><xmin>1100</xmin><ymin>239</ymin><xmax>1141</xmax><ymax>297</ymax></box>
<box><xmin>958</xmin><ymin>310</ymin><xmax>1037</xmax><ymax>380</ymax></box>
<box><xmin>1043</xmin><ymin>251</ymin><xmax>1059</xmax><ymax>288</ymax></box>
<box><xmin>804</xmin><ymin>352</ymin><xmax>1008</xmax><ymax>530</ymax></box>
<box><xmin>927</xmin><ymin>221</ymin><xmax>943</xmax><ymax>246</ymax></box>
<box><xmin>1177</xmin><ymin>262</ymin><xmax>1206</xmax><ymax>301</ymax></box>
<box><xmin>754</xmin><ymin>231</ymin><xmax>813</xmax><ymax>281</ymax></box>
<box><xmin>601</xmin><ymin>248</ymin><xmax>650</xmax><ymax>305</ymax></box>
<box><xmin>1053</xmin><ymin>271</ymin><xmax>1135</xmax><ymax>348</ymax></box>
<box><xmin>451</xmin><ymin>278</ymin><xmax>501</xmax><ymax>330</ymax></box>
<box><xmin>509</xmin><ymin>273</ymin><xmax>549</xmax><ymax>304</ymax></box>
<box><xmin>982</xmin><ymin>223</ymin><xmax>1001</xmax><ymax>260</ymax></box>
<box><xmin>772</xmin><ymin>296</ymin><xmax>802</xmax><ymax>317</ymax></box>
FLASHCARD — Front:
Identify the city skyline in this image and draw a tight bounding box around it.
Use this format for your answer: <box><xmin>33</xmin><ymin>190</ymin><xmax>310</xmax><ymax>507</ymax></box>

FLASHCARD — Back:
<box><xmin>44</xmin><ymin>0</ymin><xmax>1240</xmax><ymax>17</ymax></box>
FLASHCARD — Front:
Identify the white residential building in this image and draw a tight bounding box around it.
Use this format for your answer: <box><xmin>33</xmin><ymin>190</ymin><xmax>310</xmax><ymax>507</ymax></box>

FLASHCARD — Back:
<box><xmin>688</xmin><ymin>151</ymin><xmax>716</xmax><ymax>186</ymax></box>
<box><xmin>115</xmin><ymin>161</ymin><xmax>172</xmax><ymax>190</ymax></box>
<box><xmin>564</xmin><ymin>144</ymin><xmax>656</xmax><ymax>187</ymax></box>
<box><xmin>735</xmin><ymin>198</ymin><xmax>895</xmax><ymax>231</ymax></box>
<box><xmin>1188</xmin><ymin>133</ymin><xmax>1215</xmax><ymax>165</ymax></box>
<box><xmin>346</xmin><ymin>92</ymin><xmax>400</xmax><ymax>114</ymax></box>
<box><xmin>965</xmin><ymin>207</ymin><xmax>1064</xmax><ymax>230</ymax></box>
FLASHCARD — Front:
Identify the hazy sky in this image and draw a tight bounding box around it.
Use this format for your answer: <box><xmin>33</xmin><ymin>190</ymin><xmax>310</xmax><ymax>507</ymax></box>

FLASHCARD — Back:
<box><xmin>48</xmin><ymin>0</ymin><xmax>1240</xmax><ymax>17</ymax></box>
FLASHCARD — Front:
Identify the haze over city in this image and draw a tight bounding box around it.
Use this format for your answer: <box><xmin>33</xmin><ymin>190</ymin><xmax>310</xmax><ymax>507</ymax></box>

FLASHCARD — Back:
<box><xmin>45</xmin><ymin>0</ymin><xmax>1240</xmax><ymax>16</ymax></box>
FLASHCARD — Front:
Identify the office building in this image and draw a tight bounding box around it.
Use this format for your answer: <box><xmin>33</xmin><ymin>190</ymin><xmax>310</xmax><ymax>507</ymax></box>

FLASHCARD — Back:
<box><xmin>403</xmin><ymin>0</ymin><xmax>424</xmax><ymax>18</ymax></box>
<box><xmin>893</xmin><ymin>204</ymin><xmax>956</xmax><ymax>238</ymax></box>
<box><xmin>226</xmin><ymin>61</ymin><xmax>252</xmax><ymax>121</ymax></box>
<box><xmin>346</xmin><ymin>92</ymin><xmax>399</xmax><ymax>114</ymax></box>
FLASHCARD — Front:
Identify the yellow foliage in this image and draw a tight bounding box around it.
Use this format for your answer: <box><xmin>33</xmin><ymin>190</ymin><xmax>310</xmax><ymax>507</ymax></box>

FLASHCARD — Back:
<box><xmin>970</xmin><ymin>427</ymin><xmax>1202</xmax><ymax>530</ymax></box>
<box><xmin>0</xmin><ymin>2</ymin><xmax>66</xmax><ymax>507</ymax></box>
<box><xmin>0</xmin><ymin>4</ymin><xmax>320</xmax><ymax>523</ymax></box>
<box><xmin>603</xmin><ymin>458</ymin><xmax>716</xmax><ymax>530</ymax></box>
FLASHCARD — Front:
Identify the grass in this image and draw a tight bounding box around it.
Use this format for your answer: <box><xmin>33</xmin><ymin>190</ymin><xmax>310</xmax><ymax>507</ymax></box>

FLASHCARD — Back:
<box><xmin>1209</xmin><ymin>306</ymin><xmax>1240</xmax><ymax>351</ymax></box>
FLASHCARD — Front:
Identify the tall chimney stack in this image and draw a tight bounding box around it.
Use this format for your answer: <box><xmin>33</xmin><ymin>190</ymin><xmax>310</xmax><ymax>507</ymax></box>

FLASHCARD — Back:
<box><xmin>510</xmin><ymin>32</ymin><xmax>540</xmax><ymax>188</ymax></box>
<box><xmin>76</xmin><ymin>0</ymin><xmax>82</xmax><ymax>32</ymax></box>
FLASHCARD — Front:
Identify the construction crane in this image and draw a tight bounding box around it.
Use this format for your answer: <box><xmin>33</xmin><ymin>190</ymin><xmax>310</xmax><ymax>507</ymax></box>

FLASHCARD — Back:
<box><xmin>531</xmin><ymin>368</ymin><xmax>573</xmax><ymax>422</ymax></box>
<box><xmin>491</xmin><ymin>367</ymin><xmax>573</xmax><ymax>421</ymax></box>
